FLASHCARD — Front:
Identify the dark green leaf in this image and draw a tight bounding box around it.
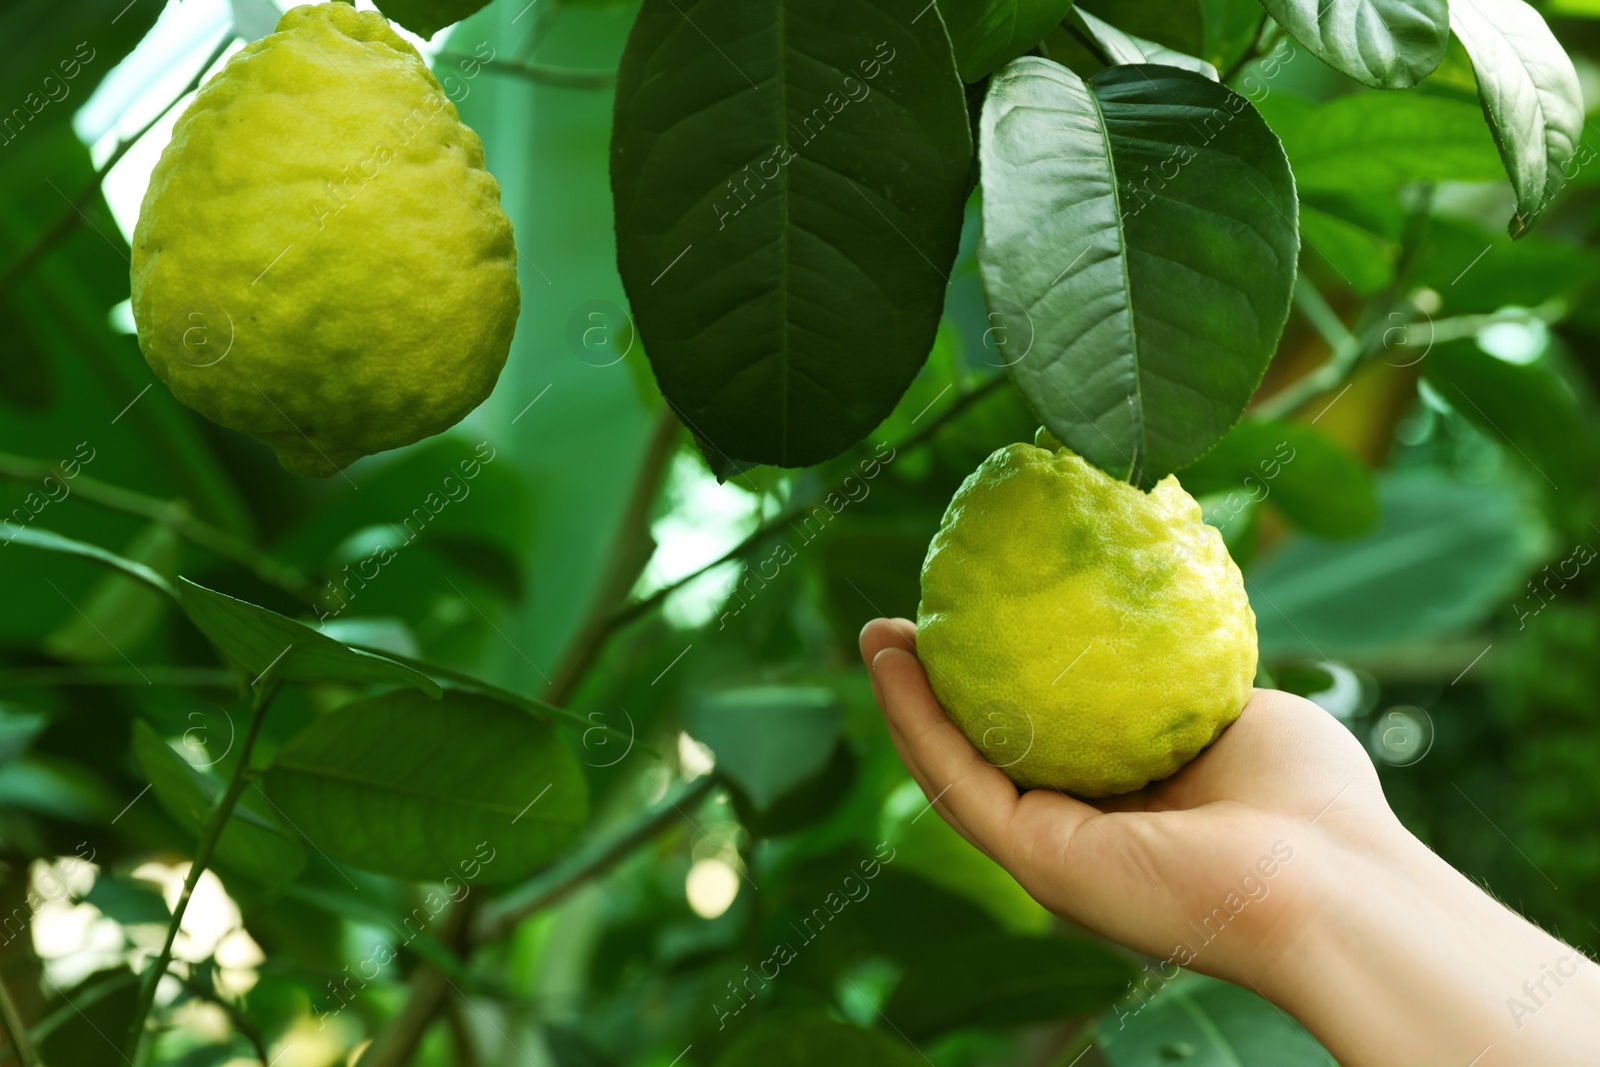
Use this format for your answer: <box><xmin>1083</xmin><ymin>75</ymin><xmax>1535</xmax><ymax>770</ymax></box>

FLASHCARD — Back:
<box><xmin>687</xmin><ymin>686</ymin><xmax>841</xmax><ymax>810</ymax></box>
<box><xmin>131</xmin><ymin>720</ymin><xmax>306</xmax><ymax>884</ymax></box>
<box><xmin>979</xmin><ymin>60</ymin><xmax>1297</xmax><ymax>486</ymax></box>
<box><xmin>937</xmin><ymin>0</ymin><xmax>1075</xmax><ymax>81</ymax></box>
<box><xmin>1299</xmin><ymin>204</ymin><xmax>1393</xmax><ymax>295</ymax></box>
<box><xmin>1412</xmin><ymin>218</ymin><xmax>1595</xmax><ymax>314</ymax></box>
<box><xmin>0</xmin><ymin>705</ymin><xmax>47</xmax><ymax>764</ymax></box>
<box><xmin>481</xmin><ymin>776</ymin><xmax>713</xmax><ymax>934</ymax></box>
<box><xmin>714</xmin><ymin>1015</ymin><xmax>925</xmax><ymax>1067</ymax></box>
<box><xmin>1449</xmin><ymin>0</ymin><xmax>1585</xmax><ymax>236</ymax></box>
<box><xmin>0</xmin><ymin>296</ymin><xmax>54</xmax><ymax>409</ymax></box>
<box><xmin>1079</xmin><ymin>0</ymin><xmax>1206</xmax><ymax>54</ymax></box>
<box><xmin>1248</xmin><ymin>469</ymin><xmax>1545</xmax><ymax>657</ymax></box>
<box><xmin>1279</xmin><ymin>93</ymin><xmax>1504</xmax><ymax>192</ymax></box>
<box><xmin>314</xmin><ymin>617</ymin><xmax>420</xmax><ymax>660</ymax></box>
<box><xmin>84</xmin><ymin>876</ymin><xmax>170</xmax><ymax>925</ymax></box>
<box><xmin>1072</xmin><ymin>8</ymin><xmax>1218</xmax><ymax>78</ymax></box>
<box><xmin>611</xmin><ymin>0</ymin><xmax>972</xmax><ymax>467</ymax></box>
<box><xmin>3</xmin><ymin>525</ymin><xmax>176</xmax><ymax>600</ymax></box>
<box><xmin>1424</xmin><ymin>342</ymin><xmax>1587</xmax><ymax>493</ymax></box>
<box><xmin>883</xmin><ymin>932</ymin><xmax>1136</xmax><ymax>1037</ymax></box>
<box><xmin>1099</xmin><ymin>973</ymin><xmax>1331</xmax><ymax>1065</ymax></box>
<box><xmin>37</xmin><ymin>970</ymin><xmax>139</xmax><ymax>1067</ymax></box>
<box><xmin>0</xmin><ymin>1</ymin><xmax>163</xmax><ymax>139</ymax></box>
<box><xmin>44</xmin><ymin>522</ymin><xmax>178</xmax><ymax>662</ymax></box>
<box><xmin>880</xmin><ymin>778</ymin><xmax>1052</xmax><ymax>933</ymax></box>
<box><xmin>176</xmin><ymin>578</ymin><xmax>440</xmax><ymax>694</ymax></box>
<box><xmin>1255</xmin><ymin>0</ymin><xmax>1447</xmax><ymax>87</ymax></box>
<box><xmin>374</xmin><ymin>0</ymin><xmax>492</xmax><ymax>38</ymax></box>
<box><xmin>264</xmin><ymin>689</ymin><xmax>588</xmax><ymax>883</ymax></box>
<box><xmin>1203</xmin><ymin>0</ymin><xmax>1269</xmax><ymax>71</ymax></box>
<box><xmin>1180</xmin><ymin>421</ymin><xmax>1377</xmax><ymax>538</ymax></box>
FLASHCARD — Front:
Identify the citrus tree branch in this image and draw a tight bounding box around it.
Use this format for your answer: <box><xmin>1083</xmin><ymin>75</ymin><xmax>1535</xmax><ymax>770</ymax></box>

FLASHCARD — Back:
<box><xmin>0</xmin><ymin>451</ymin><xmax>317</xmax><ymax>604</ymax></box>
<box><xmin>0</xmin><ymin>973</ymin><xmax>38</xmax><ymax>1067</ymax></box>
<box><xmin>125</xmin><ymin>679</ymin><xmax>280</xmax><ymax>1065</ymax></box>
<box><xmin>544</xmin><ymin>407</ymin><xmax>682</xmax><ymax>707</ymax></box>
<box><xmin>439</xmin><ymin>53</ymin><xmax>616</xmax><ymax>90</ymax></box>
<box><xmin>608</xmin><ymin>372</ymin><xmax>1010</xmax><ymax>632</ymax></box>
<box><xmin>363</xmin><ymin>774</ymin><xmax>720</xmax><ymax>1066</ymax></box>
<box><xmin>1220</xmin><ymin>12</ymin><xmax>1274</xmax><ymax>84</ymax></box>
<box><xmin>0</xmin><ymin>35</ymin><xmax>234</xmax><ymax>299</ymax></box>
<box><xmin>1252</xmin><ymin>187</ymin><xmax>1436</xmax><ymax>422</ymax></box>
<box><xmin>0</xmin><ymin>666</ymin><xmax>234</xmax><ymax>690</ymax></box>
<box><xmin>477</xmin><ymin>772</ymin><xmax>719</xmax><ymax>942</ymax></box>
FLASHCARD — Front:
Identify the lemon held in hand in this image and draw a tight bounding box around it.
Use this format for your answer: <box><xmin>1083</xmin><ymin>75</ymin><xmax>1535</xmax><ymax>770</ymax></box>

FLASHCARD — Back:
<box><xmin>916</xmin><ymin>432</ymin><xmax>1257</xmax><ymax>797</ymax></box>
<box><xmin>130</xmin><ymin>3</ymin><xmax>520</xmax><ymax>478</ymax></box>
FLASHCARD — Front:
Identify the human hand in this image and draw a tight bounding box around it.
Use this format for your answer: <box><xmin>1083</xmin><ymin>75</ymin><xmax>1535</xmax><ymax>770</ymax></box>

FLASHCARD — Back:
<box><xmin>859</xmin><ymin>616</ymin><xmax>1396</xmax><ymax>990</ymax></box>
<box><xmin>861</xmin><ymin>617</ymin><xmax>1600</xmax><ymax>1066</ymax></box>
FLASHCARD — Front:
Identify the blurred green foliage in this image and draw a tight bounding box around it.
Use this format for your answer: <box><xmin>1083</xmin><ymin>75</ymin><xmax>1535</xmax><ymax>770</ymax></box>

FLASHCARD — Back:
<box><xmin>0</xmin><ymin>0</ymin><xmax>1596</xmax><ymax>1065</ymax></box>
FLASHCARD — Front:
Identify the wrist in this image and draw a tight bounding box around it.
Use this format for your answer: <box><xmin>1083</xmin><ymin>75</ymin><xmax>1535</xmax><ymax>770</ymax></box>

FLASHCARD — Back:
<box><xmin>1257</xmin><ymin>821</ymin><xmax>1600</xmax><ymax>1066</ymax></box>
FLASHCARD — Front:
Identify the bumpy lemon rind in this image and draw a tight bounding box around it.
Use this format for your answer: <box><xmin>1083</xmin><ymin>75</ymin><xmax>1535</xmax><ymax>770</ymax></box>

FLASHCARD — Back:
<box><xmin>917</xmin><ymin>442</ymin><xmax>1257</xmax><ymax>797</ymax></box>
<box><xmin>131</xmin><ymin>3</ymin><xmax>520</xmax><ymax>477</ymax></box>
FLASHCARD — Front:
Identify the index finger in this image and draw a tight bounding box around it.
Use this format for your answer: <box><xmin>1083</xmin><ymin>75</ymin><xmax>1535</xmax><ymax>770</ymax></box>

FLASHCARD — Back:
<box><xmin>870</xmin><ymin>642</ymin><xmax>1028</xmax><ymax>864</ymax></box>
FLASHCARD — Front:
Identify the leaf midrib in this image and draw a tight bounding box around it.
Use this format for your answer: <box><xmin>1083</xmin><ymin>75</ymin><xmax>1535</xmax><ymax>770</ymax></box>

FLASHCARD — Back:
<box><xmin>1083</xmin><ymin>77</ymin><xmax>1145</xmax><ymax>483</ymax></box>
<box><xmin>774</xmin><ymin>0</ymin><xmax>791</xmax><ymax>461</ymax></box>
<box><xmin>271</xmin><ymin>760</ymin><xmax>573</xmax><ymax>824</ymax></box>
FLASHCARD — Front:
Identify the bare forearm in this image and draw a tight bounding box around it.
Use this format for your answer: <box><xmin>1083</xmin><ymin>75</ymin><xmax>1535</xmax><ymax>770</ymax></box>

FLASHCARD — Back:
<box><xmin>1260</xmin><ymin>829</ymin><xmax>1600</xmax><ymax>1065</ymax></box>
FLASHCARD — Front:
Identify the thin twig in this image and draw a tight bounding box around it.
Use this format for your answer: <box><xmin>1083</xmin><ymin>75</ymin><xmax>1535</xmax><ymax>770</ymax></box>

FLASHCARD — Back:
<box><xmin>544</xmin><ymin>408</ymin><xmax>681</xmax><ymax>706</ymax></box>
<box><xmin>0</xmin><ymin>974</ymin><xmax>38</xmax><ymax>1067</ymax></box>
<box><xmin>173</xmin><ymin>971</ymin><xmax>268</xmax><ymax>1064</ymax></box>
<box><xmin>0</xmin><ymin>451</ymin><xmax>317</xmax><ymax>604</ymax></box>
<box><xmin>1065</xmin><ymin>23</ymin><xmax>1112</xmax><ymax>68</ymax></box>
<box><xmin>357</xmin><ymin>898</ymin><xmax>476</xmax><ymax>1067</ymax></box>
<box><xmin>439</xmin><ymin>53</ymin><xmax>616</xmax><ymax>90</ymax></box>
<box><xmin>0</xmin><ymin>34</ymin><xmax>234</xmax><ymax>299</ymax></box>
<box><xmin>365</xmin><ymin>775</ymin><xmax>720</xmax><ymax>1064</ymax></box>
<box><xmin>1220</xmin><ymin>12</ymin><xmax>1273</xmax><ymax>84</ymax></box>
<box><xmin>442</xmin><ymin>993</ymin><xmax>480</xmax><ymax>1067</ymax></box>
<box><xmin>607</xmin><ymin>373</ymin><xmax>1009</xmax><ymax>632</ymax></box>
<box><xmin>477</xmin><ymin>773</ymin><xmax>719</xmax><ymax>941</ymax></box>
<box><xmin>124</xmin><ymin>680</ymin><xmax>280</xmax><ymax>1064</ymax></box>
<box><xmin>1253</xmin><ymin>187</ymin><xmax>1436</xmax><ymax>421</ymax></box>
<box><xmin>0</xmin><ymin>666</ymin><xmax>234</xmax><ymax>689</ymax></box>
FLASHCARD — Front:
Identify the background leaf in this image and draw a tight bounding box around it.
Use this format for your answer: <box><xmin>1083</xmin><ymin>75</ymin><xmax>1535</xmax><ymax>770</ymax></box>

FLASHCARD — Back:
<box><xmin>883</xmin><ymin>932</ymin><xmax>1136</xmax><ymax>1037</ymax></box>
<box><xmin>937</xmin><ymin>0</ymin><xmax>1076</xmax><ymax>81</ymax></box>
<box><xmin>611</xmin><ymin>0</ymin><xmax>972</xmax><ymax>466</ymax></box>
<box><xmin>1180</xmin><ymin>420</ymin><xmax>1377</xmax><ymax>538</ymax></box>
<box><xmin>3</xmin><ymin>524</ymin><xmax>175</xmax><ymax>599</ymax></box>
<box><xmin>176</xmin><ymin>578</ymin><xmax>441</xmax><ymax>693</ymax></box>
<box><xmin>714</xmin><ymin>1015</ymin><xmax>926</xmax><ymax>1067</ymax></box>
<box><xmin>1255</xmin><ymin>0</ymin><xmax>1448</xmax><ymax>87</ymax></box>
<box><xmin>979</xmin><ymin>60</ymin><xmax>1297</xmax><ymax>486</ymax></box>
<box><xmin>1423</xmin><ymin>342</ymin><xmax>1588</xmax><ymax>493</ymax></box>
<box><xmin>1248</xmin><ymin>469</ymin><xmax>1546</xmax><ymax>657</ymax></box>
<box><xmin>1099</xmin><ymin>973</ymin><xmax>1332</xmax><ymax>1065</ymax></box>
<box><xmin>1072</xmin><ymin>8</ymin><xmax>1219</xmax><ymax>79</ymax></box>
<box><xmin>1449</xmin><ymin>0</ymin><xmax>1585</xmax><ymax>236</ymax></box>
<box><xmin>879</xmin><ymin>778</ymin><xmax>1052</xmax><ymax>933</ymax></box>
<box><xmin>374</xmin><ymin>0</ymin><xmax>493</xmax><ymax>39</ymax></box>
<box><xmin>1272</xmin><ymin>92</ymin><xmax>1505</xmax><ymax>192</ymax></box>
<box><xmin>264</xmin><ymin>689</ymin><xmax>588</xmax><ymax>883</ymax></box>
<box><xmin>686</xmin><ymin>685</ymin><xmax>842</xmax><ymax>810</ymax></box>
<box><xmin>131</xmin><ymin>720</ymin><xmax>306</xmax><ymax>884</ymax></box>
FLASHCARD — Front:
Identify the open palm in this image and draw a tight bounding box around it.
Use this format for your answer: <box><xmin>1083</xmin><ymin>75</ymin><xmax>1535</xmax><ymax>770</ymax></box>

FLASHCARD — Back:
<box><xmin>860</xmin><ymin>617</ymin><xmax>1407</xmax><ymax>990</ymax></box>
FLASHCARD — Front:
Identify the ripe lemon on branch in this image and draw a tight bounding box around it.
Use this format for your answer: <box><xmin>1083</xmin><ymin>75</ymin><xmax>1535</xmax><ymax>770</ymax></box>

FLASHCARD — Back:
<box><xmin>131</xmin><ymin>2</ymin><xmax>520</xmax><ymax>477</ymax></box>
<box><xmin>917</xmin><ymin>432</ymin><xmax>1257</xmax><ymax>797</ymax></box>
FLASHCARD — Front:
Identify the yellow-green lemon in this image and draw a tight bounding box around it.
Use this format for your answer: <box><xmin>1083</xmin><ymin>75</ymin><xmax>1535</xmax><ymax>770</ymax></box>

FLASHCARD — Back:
<box><xmin>917</xmin><ymin>433</ymin><xmax>1257</xmax><ymax>797</ymax></box>
<box><xmin>131</xmin><ymin>3</ymin><xmax>519</xmax><ymax>477</ymax></box>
